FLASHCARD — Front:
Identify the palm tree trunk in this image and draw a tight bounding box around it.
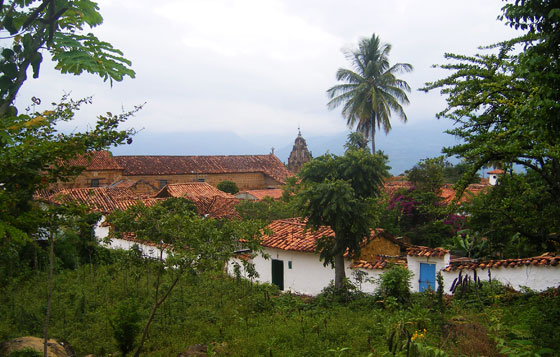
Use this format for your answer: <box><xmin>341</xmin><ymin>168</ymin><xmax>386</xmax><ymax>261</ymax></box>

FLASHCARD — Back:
<box><xmin>371</xmin><ymin>123</ymin><xmax>376</xmax><ymax>153</ymax></box>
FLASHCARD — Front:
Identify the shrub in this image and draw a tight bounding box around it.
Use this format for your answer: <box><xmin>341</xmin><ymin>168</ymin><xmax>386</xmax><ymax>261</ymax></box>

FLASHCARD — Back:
<box><xmin>111</xmin><ymin>298</ymin><xmax>142</xmax><ymax>356</ymax></box>
<box><xmin>376</xmin><ymin>265</ymin><xmax>413</xmax><ymax>306</ymax></box>
<box><xmin>217</xmin><ymin>180</ymin><xmax>239</xmax><ymax>194</ymax></box>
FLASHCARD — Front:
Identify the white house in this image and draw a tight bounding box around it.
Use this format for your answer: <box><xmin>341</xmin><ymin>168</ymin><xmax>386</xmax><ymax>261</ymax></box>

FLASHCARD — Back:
<box><xmin>228</xmin><ymin>218</ymin><xmax>560</xmax><ymax>296</ymax></box>
<box><xmin>227</xmin><ymin>218</ymin><xmax>408</xmax><ymax>295</ymax></box>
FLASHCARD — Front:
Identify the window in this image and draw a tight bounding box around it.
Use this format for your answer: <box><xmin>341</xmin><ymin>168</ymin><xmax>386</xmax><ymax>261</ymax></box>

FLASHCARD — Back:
<box><xmin>159</xmin><ymin>179</ymin><xmax>168</xmax><ymax>188</ymax></box>
<box><xmin>90</xmin><ymin>179</ymin><xmax>99</xmax><ymax>187</ymax></box>
<box><xmin>197</xmin><ymin>178</ymin><xmax>205</xmax><ymax>182</ymax></box>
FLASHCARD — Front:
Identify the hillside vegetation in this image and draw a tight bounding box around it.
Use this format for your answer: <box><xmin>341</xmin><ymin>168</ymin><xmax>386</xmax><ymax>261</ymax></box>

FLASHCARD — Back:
<box><xmin>1</xmin><ymin>248</ymin><xmax>558</xmax><ymax>356</ymax></box>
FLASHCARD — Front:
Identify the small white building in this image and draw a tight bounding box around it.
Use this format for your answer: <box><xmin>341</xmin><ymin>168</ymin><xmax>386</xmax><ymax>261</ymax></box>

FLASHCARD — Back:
<box><xmin>228</xmin><ymin>218</ymin><xmax>560</xmax><ymax>295</ymax></box>
<box><xmin>227</xmin><ymin>218</ymin><xmax>408</xmax><ymax>295</ymax></box>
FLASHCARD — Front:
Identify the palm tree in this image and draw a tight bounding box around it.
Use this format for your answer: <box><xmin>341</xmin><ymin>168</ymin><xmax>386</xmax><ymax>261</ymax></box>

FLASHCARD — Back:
<box><xmin>327</xmin><ymin>33</ymin><xmax>413</xmax><ymax>153</ymax></box>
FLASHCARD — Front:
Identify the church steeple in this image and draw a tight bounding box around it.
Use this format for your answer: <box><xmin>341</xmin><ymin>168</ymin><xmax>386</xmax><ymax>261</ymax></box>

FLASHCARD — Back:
<box><xmin>287</xmin><ymin>128</ymin><xmax>312</xmax><ymax>173</ymax></box>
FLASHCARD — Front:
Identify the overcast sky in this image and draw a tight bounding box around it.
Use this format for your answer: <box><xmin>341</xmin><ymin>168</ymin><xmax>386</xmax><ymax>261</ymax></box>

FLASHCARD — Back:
<box><xmin>16</xmin><ymin>0</ymin><xmax>520</xmax><ymax>151</ymax></box>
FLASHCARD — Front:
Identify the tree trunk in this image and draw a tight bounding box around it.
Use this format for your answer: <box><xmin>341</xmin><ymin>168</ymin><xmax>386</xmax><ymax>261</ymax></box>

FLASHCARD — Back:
<box><xmin>334</xmin><ymin>252</ymin><xmax>346</xmax><ymax>290</ymax></box>
<box><xmin>371</xmin><ymin>123</ymin><xmax>376</xmax><ymax>153</ymax></box>
<box><xmin>43</xmin><ymin>233</ymin><xmax>54</xmax><ymax>357</ymax></box>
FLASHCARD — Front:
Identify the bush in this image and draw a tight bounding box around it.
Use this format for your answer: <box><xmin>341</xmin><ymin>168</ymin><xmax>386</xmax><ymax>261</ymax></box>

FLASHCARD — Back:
<box><xmin>376</xmin><ymin>265</ymin><xmax>413</xmax><ymax>306</ymax></box>
<box><xmin>217</xmin><ymin>180</ymin><xmax>239</xmax><ymax>194</ymax></box>
<box><xmin>111</xmin><ymin>298</ymin><xmax>142</xmax><ymax>356</ymax></box>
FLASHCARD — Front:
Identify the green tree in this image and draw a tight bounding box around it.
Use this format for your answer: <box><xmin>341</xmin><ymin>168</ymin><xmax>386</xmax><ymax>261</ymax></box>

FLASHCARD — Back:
<box><xmin>327</xmin><ymin>33</ymin><xmax>413</xmax><ymax>153</ymax></box>
<box><xmin>421</xmin><ymin>0</ymin><xmax>560</xmax><ymax>250</ymax></box>
<box><xmin>108</xmin><ymin>198</ymin><xmax>262</xmax><ymax>357</ymax></box>
<box><xmin>0</xmin><ymin>0</ymin><xmax>135</xmax><ymax>116</ymax></box>
<box><xmin>295</xmin><ymin>145</ymin><xmax>389</xmax><ymax>290</ymax></box>
<box><xmin>217</xmin><ymin>180</ymin><xmax>239</xmax><ymax>195</ymax></box>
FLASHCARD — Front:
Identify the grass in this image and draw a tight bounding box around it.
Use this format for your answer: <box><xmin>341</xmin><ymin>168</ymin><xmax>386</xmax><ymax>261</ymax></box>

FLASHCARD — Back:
<box><xmin>0</xmin><ymin>249</ymin><xmax>558</xmax><ymax>356</ymax></box>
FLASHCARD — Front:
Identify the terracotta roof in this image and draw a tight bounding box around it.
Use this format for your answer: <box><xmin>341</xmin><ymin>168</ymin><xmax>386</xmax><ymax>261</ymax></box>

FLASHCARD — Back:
<box><xmin>383</xmin><ymin>180</ymin><xmax>413</xmax><ymax>196</ymax></box>
<box><xmin>407</xmin><ymin>246</ymin><xmax>449</xmax><ymax>258</ymax></box>
<box><xmin>154</xmin><ymin>182</ymin><xmax>234</xmax><ymax>200</ymax></box>
<box><xmin>114</xmin><ymin>154</ymin><xmax>292</xmax><ymax>184</ymax></box>
<box><xmin>444</xmin><ymin>252</ymin><xmax>560</xmax><ymax>272</ymax></box>
<box><xmin>351</xmin><ymin>259</ymin><xmax>391</xmax><ymax>270</ymax></box>
<box><xmin>440</xmin><ymin>184</ymin><xmax>487</xmax><ymax>205</ymax></box>
<box><xmin>48</xmin><ymin>187</ymin><xmax>159</xmax><ymax>213</ymax></box>
<box><xmin>260</xmin><ymin>218</ymin><xmax>385</xmax><ymax>254</ymax></box>
<box><xmin>235</xmin><ymin>188</ymin><xmax>284</xmax><ymax>200</ymax></box>
<box><xmin>260</xmin><ymin>218</ymin><xmax>334</xmax><ymax>252</ymax></box>
<box><xmin>384</xmin><ymin>179</ymin><xmax>487</xmax><ymax>206</ymax></box>
<box><xmin>67</xmin><ymin>151</ymin><xmax>123</xmax><ymax>171</ymax></box>
<box><xmin>487</xmin><ymin>169</ymin><xmax>505</xmax><ymax>174</ymax></box>
<box><xmin>191</xmin><ymin>196</ymin><xmax>240</xmax><ymax>219</ymax></box>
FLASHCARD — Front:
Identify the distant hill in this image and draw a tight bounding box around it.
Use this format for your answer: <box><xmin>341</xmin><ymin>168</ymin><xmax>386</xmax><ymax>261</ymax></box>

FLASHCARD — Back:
<box><xmin>112</xmin><ymin>119</ymin><xmax>458</xmax><ymax>175</ymax></box>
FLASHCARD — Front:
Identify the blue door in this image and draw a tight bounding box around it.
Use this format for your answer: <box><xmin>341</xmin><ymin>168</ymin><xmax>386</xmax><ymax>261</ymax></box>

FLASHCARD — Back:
<box><xmin>419</xmin><ymin>263</ymin><xmax>436</xmax><ymax>292</ymax></box>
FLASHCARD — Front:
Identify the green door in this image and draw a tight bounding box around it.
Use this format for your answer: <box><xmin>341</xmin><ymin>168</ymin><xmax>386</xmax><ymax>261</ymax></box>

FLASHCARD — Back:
<box><xmin>271</xmin><ymin>259</ymin><xmax>284</xmax><ymax>290</ymax></box>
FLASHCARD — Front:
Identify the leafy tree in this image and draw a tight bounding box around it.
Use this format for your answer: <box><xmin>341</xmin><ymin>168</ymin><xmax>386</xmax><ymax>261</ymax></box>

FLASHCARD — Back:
<box><xmin>217</xmin><ymin>180</ymin><xmax>239</xmax><ymax>195</ymax></box>
<box><xmin>344</xmin><ymin>131</ymin><xmax>370</xmax><ymax>153</ymax></box>
<box><xmin>0</xmin><ymin>0</ymin><xmax>135</xmax><ymax>116</ymax></box>
<box><xmin>295</xmin><ymin>145</ymin><xmax>389</xmax><ymax>290</ymax></box>
<box><xmin>463</xmin><ymin>170</ymin><xmax>559</xmax><ymax>257</ymax></box>
<box><xmin>1</xmin><ymin>3</ymin><xmax>137</xmax><ymax>355</ymax></box>
<box><xmin>108</xmin><ymin>198</ymin><xmax>262</xmax><ymax>357</ymax></box>
<box><xmin>407</xmin><ymin>157</ymin><xmax>446</xmax><ymax>194</ymax></box>
<box><xmin>235</xmin><ymin>196</ymin><xmax>297</xmax><ymax>223</ymax></box>
<box><xmin>421</xmin><ymin>0</ymin><xmax>560</xmax><ymax>248</ymax></box>
<box><xmin>327</xmin><ymin>33</ymin><xmax>413</xmax><ymax>152</ymax></box>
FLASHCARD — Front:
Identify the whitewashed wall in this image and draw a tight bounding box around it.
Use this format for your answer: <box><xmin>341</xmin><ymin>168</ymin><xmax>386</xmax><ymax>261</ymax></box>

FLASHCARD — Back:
<box><xmin>227</xmin><ymin>247</ymin><xmax>385</xmax><ymax>295</ymax></box>
<box><xmin>407</xmin><ymin>254</ymin><xmax>451</xmax><ymax>292</ymax></box>
<box><xmin>94</xmin><ymin>215</ymin><xmax>168</xmax><ymax>260</ymax></box>
<box><xmin>441</xmin><ymin>265</ymin><xmax>560</xmax><ymax>292</ymax></box>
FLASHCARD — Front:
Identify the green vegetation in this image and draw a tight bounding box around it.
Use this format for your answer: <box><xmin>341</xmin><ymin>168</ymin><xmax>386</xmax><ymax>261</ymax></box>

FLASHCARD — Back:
<box><xmin>422</xmin><ymin>0</ymin><xmax>560</xmax><ymax>250</ymax></box>
<box><xmin>0</xmin><ymin>251</ymin><xmax>558</xmax><ymax>356</ymax></box>
<box><xmin>296</xmin><ymin>145</ymin><xmax>389</xmax><ymax>289</ymax></box>
<box><xmin>327</xmin><ymin>33</ymin><xmax>413</xmax><ymax>153</ymax></box>
<box><xmin>217</xmin><ymin>180</ymin><xmax>239</xmax><ymax>195</ymax></box>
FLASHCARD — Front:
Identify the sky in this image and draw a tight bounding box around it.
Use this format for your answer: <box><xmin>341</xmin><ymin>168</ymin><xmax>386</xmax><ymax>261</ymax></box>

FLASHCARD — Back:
<box><xmin>15</xmin><ymin>0</ymin><xmax>520</xmax><ymax>159</ymax></box>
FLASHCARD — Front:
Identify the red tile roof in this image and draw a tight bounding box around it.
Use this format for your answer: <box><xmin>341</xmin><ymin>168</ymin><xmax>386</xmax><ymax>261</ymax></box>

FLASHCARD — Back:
<box><xmin>114</xmin><ymin>154</ymin><xmax>292</xmax><ymax>183</ymax></box>
<box><xmin>351</xmin><ymin>258</ymin><xmax>393</xmax><ymax>270</ymax></box>
<box><xmin>440</xmin><ymin>184</ymin><xmax>487</xmax><ymax>205</ymax></box>
<box><xmin>48</xmin><ymin>187</ymin><xmax>159</xmax><ymax>213</ymax></box>
<box><xmin>444</xmin><ymin>253</ymin><xmax>560</xmax><ymax>272</ymax></box>
<box><xmin>67</xmin><ymin>151</ymin><xmax>123</xmax><ymax>171</ymax></box>
<box><xmin>260</xmin><ymin>218</ymin><xmax>334</xmax><ymax>252</ymax></box>
<box><xmin>407</xmin><ymin>246</ymin><xmax>449</xmax><ymax>258</ymax></box>
<box><xmin>192</xmin><ymin>196</ymin><xmax>240</xmax><ymax>219</ymax></box>
<box><xmin>487</xmin><ymin>169</ymin><xmax>505</xmax><ymax>174</ymax></box>
<box><xmin>236</xmin><ymin>188</ymin><xmax>284</xmax><ymax>200</ymax></box>
<box><xmin>154</xmin><ymin>182</ymin><xmax>233</xmax><ymax>200</ymax></box>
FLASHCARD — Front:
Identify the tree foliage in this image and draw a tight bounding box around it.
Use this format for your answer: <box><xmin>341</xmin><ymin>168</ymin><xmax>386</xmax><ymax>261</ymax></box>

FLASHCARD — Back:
<box><xmin>0</xmin><ymin>0</ymin><xmax>139</xmax><ymax>245</ymax></box>
<box><xmin>295</xmin><ymin>145</ymin><xmax>389</xmax><ymax>289</ymax></box>
<box><xmin>421</xmin><ymin>0</ymin><xmax>560</xmax><ymax>250</ymax></box>
<box><xmin>327</xmin><ymin>33</ymin><xmax>413</xmax><ymax>152</ymax></box>
<box><xmin>217</xmin><ymin>180</ymin><xmax>239</xmax><ymax>195</ymax></box>
<box><xmin>108</xmin><ymin>197</ymin><xmax>263</xmax><ymax>356</ymax></box>
<box><xmin>0</xmin><ymin>0</ymin><xmax>135</xmax><ymax>115</ymax></box>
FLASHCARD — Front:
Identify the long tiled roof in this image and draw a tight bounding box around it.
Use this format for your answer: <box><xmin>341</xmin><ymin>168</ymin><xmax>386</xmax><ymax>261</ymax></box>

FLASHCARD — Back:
<box><xmin>444</xmin><ymin>253</ymin><xmax>560</xmax><ymax>272</ymax></box>
<box><xmin>49</xmin><ymin>187</ymin><xmax>159</xmax><ymax>213</ymax></box>
<box><xmin>114</xmin><ymin>154</ymin><xmax>292</xmax><ymax>183</ymax></box>
<box><xmin>154</xmin><ymin>182</ymin><xmax>233</xmax><ymax>200</ymax></box>
<box><xmin>67</xmin><ymin>151</ymin><xmax>123</xmax><ymax>171</ymax></box>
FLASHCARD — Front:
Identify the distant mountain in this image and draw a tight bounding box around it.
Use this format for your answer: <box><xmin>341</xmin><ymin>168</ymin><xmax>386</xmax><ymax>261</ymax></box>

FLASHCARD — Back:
<box><xmin>112</xmin><ymin>119</ymin><xmax>459</xmax><ymax>175</ymax></box>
